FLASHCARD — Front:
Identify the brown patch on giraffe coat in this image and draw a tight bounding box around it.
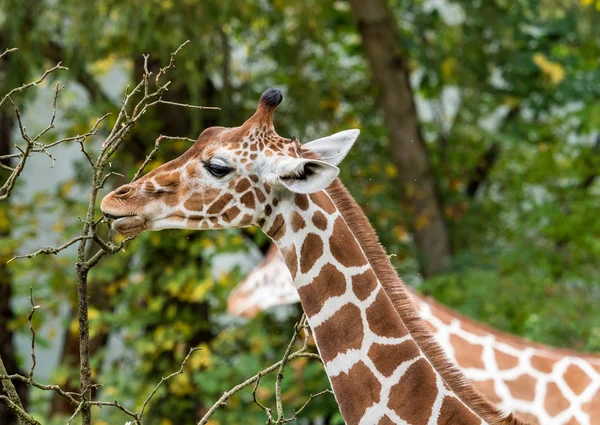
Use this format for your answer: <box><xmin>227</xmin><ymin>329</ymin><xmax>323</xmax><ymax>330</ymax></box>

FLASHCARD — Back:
<box><xmin>264</xmin><ymin>183</ymin><xmax>271</xmax><ymax>194</ymax></box>
<box><xmin>312</xmin><ymin>210</ymin><xmax>328</xmax><ymax>231</ymax></box>
<box><xmin>330</xmin><ymin>361</ymin><xmax>380</xmax><ymax>425</ymax></box>
<box><xmin>387</xmin><ymin>358</ymin><xmax>437</xmax><ymax>425</ymax></box>
<box><xmin>235</xmin><ymin>178</ymin><xmax>251</xmax><ymax>193</ymax></box>
<box><xmin>314</xmin><ymin>303</ymin><xmax>363</xmax><ymax>363</ymax></box>
<box><xmin>449</xmin><ymin>334</ymin><xmax>485</xmax><ymax>369</ymax></box>
<box><xmin>352</xmin><ymin>269</ymin><xmax>378</xmax><ymax>301</ymax></box>
<box><xmin>272</xmin><ymin>197</ymin><xmax>279</xmax><ymax>207</ymax></box>
<box><xmin>474</xmin><ymin>380</ymin><xmax>501</xmax><ymax>404</ymax></box>
<box><xmin>297</xmin><ymin>264</ymin><xmax>346</xmax><ymax>317</ymax></box>
<box><xmin>281</xmin><ymin>245</ymin><xmax>298</xmax><ymax>279</ymax></box>
<box><xmin>207</xmin><ymin>193</ymin><xmax>233</xmax><ymax>215</ymax></box>
<box><xmin>295</xmin><ymin>194</ymin><xmax>309</xmax><ymax>211</ymax></box>
<box><xmin>564</xmin><ymin>364</ymin><xmax>592</xmax><ymax>395</ymax></box>
<box><xmin>495</xmin><ymin>349</ymin><xmax>520</xmax><ymax>370</ymax></box>
<box><xmin>223</xmin><ymin>206</ymin><xmax>240</xmax><ymax>223</ymax></box>
<box><xmin>264</xmin><ymin>204</ymin><xmax>272</xmax><ymax>216</ymax></box>
<box><xmin>377</xmin><ymin>417</ymin><xmax>395</xmax><ymax>425</ymax></box>
<box><xmin>310</xmin><ymin>192</ymin><xmax>336</xmax><ymax>214</ymax></box>
<box><xmin>155</xmin><ymin>172</ymin><xmax>180</xmax><ymax>188</ymax></box>
<box><xmin>209</xmin><ymin>216</ymin><xmax>218</xmax><ymax>225</ymax></box>
<box><xmin>239</xmin><ymin>214</ymin><xmax>253</xmax><ymax>226</ymax></box>
<box><xmin>290</xmin><ymin>211</ymin><xmax>306</xmax><ymax>232</ymax></box>
<box><xmin>505</xmin><ymin>374</ymin><xmax>536</xmax><ymax>402</ymax></box>
<box><xmin>185</xmin><ymin>163</ymin><xmax>200</xmax><ymax>178</ymax></box>
<box><xmin>582</xmin><ymin>390</ymin><xmax>600</xmax><ymax>425</ymax></box>
<box><xmin>530</xmin><ymin>355</ymin><xmax>554</xmax><ymax>374</ymax></box>
<box><xmin>184</xmin><ymin>194</ymin><xmax>205</xmax><ymax>211</ymax></box>
<box><xmin>250</xmin><ymin>174</ymin><xmax>259</xmax><ymax>183</ymax></box>
<box><xmin>254</xmin><ymin>187</ymin><xmax>266</xmax><ymax>203</ymax></box>
<box><xmin>365</xmin><ymin>291</ymin><xmax>408</xmax><ymax>339</ymax></box>
<box><xmin>545</xmin><ymin>382</ymin><xmax>570</xmax><ymax>416</ymax></box>
<box><xmin>266</xmin><ymin>214</ymin><xmax>286</xmax><ymax>241</ymax></box>
<box><xmin>368</xmin><ymin>341</ymin><xmax>419</xmax><ymax>377</ymax></box>
<box><xmin>241</xmin><ymin>192</ymin><xmax>256</xmax><ymax>209</ymax></box>
<box><xmin>300</xmin><ymin>233</ymin><xmax>323</xmax><ymax>274</ymax></box>
<box><xmin>437</xmin><ymin>397</ymin><xmax>481</xmax><ymax>425</ymax></box>
<box><xmin>329</xmin><ymin>217</ymin><xmax>368</xmax><ymax>268</ymax></box>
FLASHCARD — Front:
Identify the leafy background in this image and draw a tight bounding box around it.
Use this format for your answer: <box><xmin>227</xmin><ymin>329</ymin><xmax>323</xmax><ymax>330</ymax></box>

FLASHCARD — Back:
<box><xmin>1</xmin><ymin>0</ymin><xmax>599</xmax><ymax>423</ymax></box>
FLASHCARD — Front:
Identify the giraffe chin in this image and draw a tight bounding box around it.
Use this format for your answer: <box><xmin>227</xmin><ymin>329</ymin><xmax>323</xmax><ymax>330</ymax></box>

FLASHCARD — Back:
<box><xmin>111</xmin><ymin>216</ymin><xmax>147</xmax><ymax>237</ymax></box>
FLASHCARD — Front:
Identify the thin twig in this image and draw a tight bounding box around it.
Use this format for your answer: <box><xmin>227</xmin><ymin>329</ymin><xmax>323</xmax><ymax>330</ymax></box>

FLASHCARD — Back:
<box><xmin>0</xmin><ymin>62</ymin><xmax>68</xmax><ymax>107</ymax></box>
<box><xmin>132</xmin><ymin>135</ymin><xmax>196</xmax><ymax>181</ymax></box>
<box><xmin>0</xmin><ymin>47</ymin><xmax>18</xmax><ymax>60</ymax></box>
<box><xmin>27</xmin><ymin>287</ymin><xmax>39</xmax><ymax>381</ymax></box>
<box><xmin>157</xmin><ymin>100</ymin><xmax>220</xmax><ymax>110</ymax></box>
<box><xmin>139</xmin><ymin>347</ymin><xmax>200</xmax><ymax>419</ymax></box>
<box><xmin>7</xmin><ymin>235</ymin><xmax>94</xmax><ymax>263</ymax></box>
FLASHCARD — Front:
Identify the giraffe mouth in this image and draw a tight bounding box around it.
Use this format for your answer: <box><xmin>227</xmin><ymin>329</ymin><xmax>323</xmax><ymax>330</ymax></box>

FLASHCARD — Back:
<box><xmin>108</xmin><ymin>214</ymin><xmax>147</xmax><ymax>237</ymax></box>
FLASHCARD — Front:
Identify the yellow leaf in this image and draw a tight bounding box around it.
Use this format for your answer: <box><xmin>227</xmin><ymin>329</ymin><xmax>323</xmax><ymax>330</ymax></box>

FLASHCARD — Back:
<box><xmin>441</xmin><ymin>58</ymin><xmax>456</xmax><ymax>80</ymax></box>
<box><xmin>504</xmin><ymin>96</ymin><xmax>521</xmax><ymax>108</ymax></box>
<box><xmin>385</xmin><ymin>164</ymin><xmax>398</xmax><ymax>178</ymax></box>
<box><xmin>532</xmin><ymin>53</ymin><xmax>566</xmax><ymax>85</ymax></box>
<box><xmin>88</xmin><ymin>308</ymin><xmax>100</xmax><ymax>320</ymax></box>
<box><xmin>189</xmin><ymin>344</ymin><xmax>212</xmax><ymax>368</ymax></box>
<box><xmin>394</xmin><ymin>225</ymin><xmax>410</xmax><ymax>242</ymax></box>
<box><xmin>415</xmin><ymin>215</ymin><xmax>430</xmax><ymax>230</ymax></box>
<box><xmin>581</xmin><ymin>0</ymin><xmax>593</xmax><ymax>6</ymax></box>
<box><xmin>168</xmin><ymin>373</ymin><xmax>194</xmax><ymax>396</ymax></box>
<box><xmin>89</xmin><ymin>55</ymin><xmax>117</xmax><ymax>76</ymax></box>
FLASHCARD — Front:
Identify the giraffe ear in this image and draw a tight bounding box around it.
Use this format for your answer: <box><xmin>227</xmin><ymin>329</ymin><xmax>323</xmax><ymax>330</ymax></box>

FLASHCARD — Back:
<box><xmin>276</xmin><ymin>158</ymin><xmax>340</xmax><ymax>194</ymax></box>
<box><xmin>301</xmin><ymin>129</ymin><xmax>360</xmax><ymax>166</ymax></box>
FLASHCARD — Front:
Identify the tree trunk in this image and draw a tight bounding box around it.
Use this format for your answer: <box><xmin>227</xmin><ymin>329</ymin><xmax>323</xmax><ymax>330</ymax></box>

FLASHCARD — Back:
<box><xmin>348</xmin><ymin>0</ymin><xmax>452</xmax><ymax>277</ymax></box>
<box><xmin>0</xmin><ymin>108</ymin><xmax>28</xmax><ymax>425</ymax></box>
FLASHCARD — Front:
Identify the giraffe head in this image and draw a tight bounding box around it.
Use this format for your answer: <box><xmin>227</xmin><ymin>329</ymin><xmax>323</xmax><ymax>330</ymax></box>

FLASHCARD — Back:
<box><xmin>101</xmin><ymin>89</ymin><xmax>360</xmax><ymax>236</ymax></box>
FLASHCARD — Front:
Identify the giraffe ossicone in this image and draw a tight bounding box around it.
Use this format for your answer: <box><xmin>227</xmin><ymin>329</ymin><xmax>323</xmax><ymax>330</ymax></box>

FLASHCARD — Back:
<box><xmin>229</xmin><ymin>244</ymin><xmax>600</xmax><ymax>425</ymax></box>
<box><xmin>102</xmin><ymin>88</ymin><xmax>530</xmax><ymax>425</ymax></box>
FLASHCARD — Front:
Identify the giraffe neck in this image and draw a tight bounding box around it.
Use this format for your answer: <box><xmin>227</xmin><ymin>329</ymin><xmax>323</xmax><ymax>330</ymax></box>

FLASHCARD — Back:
<box><xmin>262</xmin><ymin>189</ymin><xmax>488</xmax><ymax>425</ymax></box>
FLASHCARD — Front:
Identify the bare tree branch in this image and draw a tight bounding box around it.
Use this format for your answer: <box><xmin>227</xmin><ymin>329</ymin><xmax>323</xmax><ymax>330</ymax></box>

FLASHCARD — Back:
<box><xmin>0</xmin><ymin>395</ymin><xmax>40</xmax><ymax>425</ymax></box>
<box><xmin>199</xmin><ymin>315</ymin><xmax>324</xmax><ymax>425</ymax></box>
<box><xmin>26</xmin><ymin>288</ymin><xmax>39</xmax><ymax>381</ymax></box>
<box><xmin>132</xmin><ymin>135</ymin><xmax>196</xmax><ymax>182</ymax></box>
<box><xmin>0</xmin><ymin>355</ymin><xmax>26</xmax><ymax>425</ymax></box>
<box><xmin>0</xmin><ymin>62</ymin><xmax>67</xmax><ymax>107</ymax></box>
<box><xmin>0</xmin><ymin>47</ymin><xmax>18</xmax><ymax>60</ymax></box>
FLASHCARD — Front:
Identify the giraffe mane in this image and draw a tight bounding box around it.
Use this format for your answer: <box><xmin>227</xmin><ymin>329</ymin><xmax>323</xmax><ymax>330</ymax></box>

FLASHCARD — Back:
<box><xmin>325</xmin><ymin>178</ymin><xmax>526</xmax><ymax>425</ymax></box>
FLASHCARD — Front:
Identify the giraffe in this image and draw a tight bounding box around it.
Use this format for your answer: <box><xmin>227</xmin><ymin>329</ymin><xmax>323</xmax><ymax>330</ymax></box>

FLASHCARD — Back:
<box><xmin>228</xmin><ymin>244</ymin><xmax>600</xmax><ymax>424</ymax></box>
<box><xmin>101</xmin><ymin>88</ymin><xmax>532</xmax><ymax>425</ymax></box>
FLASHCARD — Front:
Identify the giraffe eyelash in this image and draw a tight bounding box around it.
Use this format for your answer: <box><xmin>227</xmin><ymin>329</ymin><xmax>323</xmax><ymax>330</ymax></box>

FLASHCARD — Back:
<box><xmin>281</xmin><ymin>163</ymin><xmax>317</xmax><ymax>181</ymax></box>
<box><xmin>204</xmin><ymin>161</ymin><xmax>233</xmax><ymax>178</ymax></box>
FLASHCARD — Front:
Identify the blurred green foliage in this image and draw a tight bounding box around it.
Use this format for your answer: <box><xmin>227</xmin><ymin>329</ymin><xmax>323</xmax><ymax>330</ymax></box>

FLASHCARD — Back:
<box><xmin>1</xmin><ymin>0</ymin><xmax>600</xmax><ymax>423</ymax></box>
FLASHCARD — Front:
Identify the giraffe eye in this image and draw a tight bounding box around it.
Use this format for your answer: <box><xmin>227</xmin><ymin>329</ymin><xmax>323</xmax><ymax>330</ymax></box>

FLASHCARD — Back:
<box><xmin>204</xmin><ymin>162</ymin><xmax>233</xmax><ymax>178</ymax></box>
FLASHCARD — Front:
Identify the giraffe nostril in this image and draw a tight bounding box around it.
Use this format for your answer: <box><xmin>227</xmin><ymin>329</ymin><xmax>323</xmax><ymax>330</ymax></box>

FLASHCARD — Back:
<box><xmin>114</xmin><ymin>185</ymin><xmax>135</xmax><ymax>197</ymax></box>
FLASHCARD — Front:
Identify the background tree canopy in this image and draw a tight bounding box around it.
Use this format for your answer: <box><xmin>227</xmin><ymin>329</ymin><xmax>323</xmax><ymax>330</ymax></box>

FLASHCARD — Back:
<box><xmin>1</xmin><ymin>0</ymin><xmax>599</xmax><ymax>424</ymax></box>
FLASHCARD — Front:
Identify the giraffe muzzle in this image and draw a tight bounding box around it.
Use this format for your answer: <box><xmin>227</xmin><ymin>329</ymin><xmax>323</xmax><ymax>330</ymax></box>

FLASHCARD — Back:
<box><xmin>109</xmin><ymin>214</ymin><xmax>147</xmax><ymax>237</ymax></box>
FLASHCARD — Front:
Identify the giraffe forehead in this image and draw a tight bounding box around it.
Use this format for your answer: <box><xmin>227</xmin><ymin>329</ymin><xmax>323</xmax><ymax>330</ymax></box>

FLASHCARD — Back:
<box><xmin>208</xmin><ymin>126</ymin><xmax>300</xmax><ymax>159</ymax></box>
